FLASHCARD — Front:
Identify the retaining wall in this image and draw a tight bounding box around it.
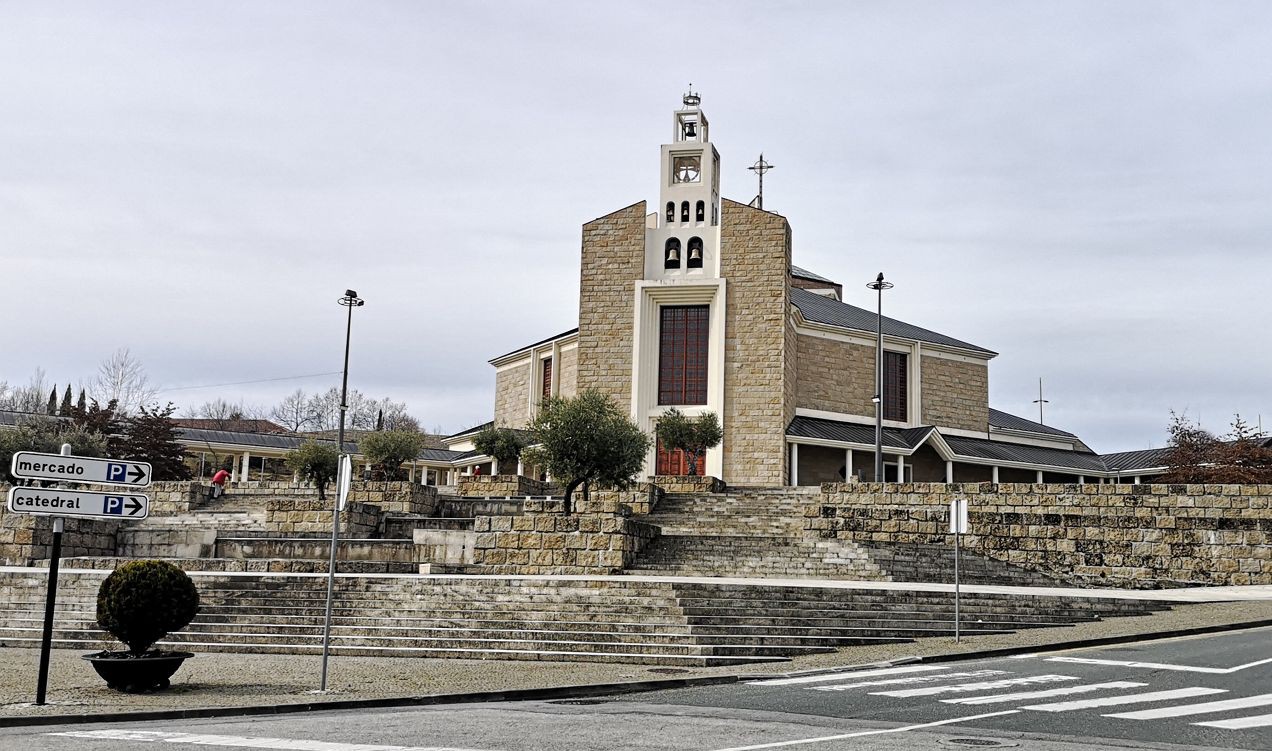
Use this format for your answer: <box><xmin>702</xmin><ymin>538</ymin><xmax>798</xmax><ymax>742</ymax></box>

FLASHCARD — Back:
<box><xmin>812</xmin><ymin>482</ymin><xmax>1272</xmax><ymax>588</ymax></box>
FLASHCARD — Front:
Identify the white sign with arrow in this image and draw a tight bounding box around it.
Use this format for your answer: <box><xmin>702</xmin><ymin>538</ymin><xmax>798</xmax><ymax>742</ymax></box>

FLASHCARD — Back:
<box><xmin>7</xmin><ymin>487</ymin><xmax>149</xmax><ymax>520</ymax></box>
<box><xmin>9</xmin><ymin>451</ymin><xmax>151</xmax><ymax>488</ymax></box>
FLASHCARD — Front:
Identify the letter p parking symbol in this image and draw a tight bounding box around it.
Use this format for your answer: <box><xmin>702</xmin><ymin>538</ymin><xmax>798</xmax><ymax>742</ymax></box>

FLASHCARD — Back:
<box><xmin>106</xmin><ymin>463</ymin><xmax>127</xmax><ymax>483</ymax></box>
<box><xmin>104</xmin><ymin>496</ymin><xmax>123</xmax><ymax>515</ymax></box>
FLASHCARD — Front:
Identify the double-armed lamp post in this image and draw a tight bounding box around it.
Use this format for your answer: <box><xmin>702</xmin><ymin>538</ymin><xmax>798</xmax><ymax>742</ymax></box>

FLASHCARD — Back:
<box><xmin>866</xmin><ymin>273</ymin><xmax>893</xmax><ymax>482</ymax></box>
<box><xmin>320</xmin><ymin>289</ymin><xmax>364</xmax><ymax>691</ymax></box>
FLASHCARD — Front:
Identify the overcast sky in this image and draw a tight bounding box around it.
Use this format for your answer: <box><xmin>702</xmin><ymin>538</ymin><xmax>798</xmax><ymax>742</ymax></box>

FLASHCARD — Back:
<box><xmin>1</xmin><ymin>1</ymin><xmax>1268</xmax><ymax>452</ymax></box>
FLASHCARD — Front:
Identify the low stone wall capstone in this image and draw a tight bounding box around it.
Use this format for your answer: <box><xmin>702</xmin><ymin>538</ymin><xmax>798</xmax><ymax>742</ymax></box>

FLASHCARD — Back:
<box><xmin>813</xmin><ymin>482</ymin><xmax>1272</xmax><ymax>588</ymax></box>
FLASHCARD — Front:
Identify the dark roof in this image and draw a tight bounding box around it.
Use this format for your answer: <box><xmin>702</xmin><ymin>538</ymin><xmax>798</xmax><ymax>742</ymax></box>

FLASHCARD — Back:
<box><xmin>1100</xmin><ymin>447</ymin><xmax>1173</xmax><ymax>473</ymax></box>
<box><xmin>418</xmin><ymin>448</ymin><xmax>470</xmax><ymax>463</ymax></box>
<box><xmin>988</xmin><ymin>408</ymin><xmax>1077</xmax><ymax>438</ymax></box>
<box><xmin>446</xmin><ymin>421</ymin><xmax>493</xmax><ymax>440</ymax></box>
<box><xmin>177</xmin><ymin>427</ymin><xmax>357</xmax><ymax>454</ymax></box>
<box><xmin>0</xmin><ymin>410</ymin><xmax>68</xmax><ymax>427</ymax></box>
<box><xmin>786</xmin><ymin>415</ymin><xmax>935</xmax><ymax>451</ymax></box>
<box><xmin>942</xmin><ymin>435</ymin><xmax>1107</xmax><ymax>472</ymax></box>
<box><xmin>790</xmin><ymin>287</ymin><xmax>996</xmax><ymax>356</ymax></box>
<box><xmin>791</xmin><ymin>265</ymin><xmax>837</xmax><ymax>285</ymax></box>
<box><xmin>490</xmin><ymin>328</ymin><xmax>579</xmax><ymax>363</ymax></box>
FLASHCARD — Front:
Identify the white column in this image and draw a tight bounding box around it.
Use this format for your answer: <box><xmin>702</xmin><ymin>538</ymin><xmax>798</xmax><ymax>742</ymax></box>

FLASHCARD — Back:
<box><xmin>1078</xmin><ymin>475</ymin><xmax>1085</xmax><ymax>485</ymax></box>
<box><xmin>790</xmin><ymin>443</ymin><xmax>799</xmax><ymax>486</ymax></box>
<box><xmin>1133</xmin><ymin>476</ymin><xmax>1141</xmax><ymax>484</ymax></box>
<box><xmin>945</xmin><ymin>461</ymin><xmax>954</xmax><ymax>484</ymax></box>
<box><xmin>516</xmin><ymin>458</ymin><xmax>524</xmax><ymax>477</ymax></box>
<box><xmin>493</xmin><ymin>458</ymin><xmax>500</xmax><ymax>475</ymax></box>
<box><xmin>896</xmin><ymin>454</ymin><xmax>905</xmax><ymax>482</ymax></box>
<box><xmin>241</xmin><ymin>452</ymin><xmax>251</xmax><ymax>483</ymax></box>
<box><xmin>408</xmin><ymin>463</ymin><xmax>416</xmax><ymax>482</ymax></box>
<box><xmin>992</xmin><ymin>466</ymin><xmax>999</xmax><ymax>483</ymax></box>
<box><xmin>844</xmin><ymin>449</ymin><xmax>853</xmax><ymax>482</ymax></box>
<box><xmin>1036</xmin><ymin>470</ymin><xmax>1044</xmax><ymax>483</ymax></box>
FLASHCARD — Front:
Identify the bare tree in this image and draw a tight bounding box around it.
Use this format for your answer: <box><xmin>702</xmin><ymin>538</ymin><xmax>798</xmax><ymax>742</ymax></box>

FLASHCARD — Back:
<box><xmin>270</xmin><ymin>389</ymin><xmax>315</xmax><ymax>432</ymax></box>
<box><xmin>0</xmin><ymin>368</ymin><xmax>50</xmax><ymax>413</ymax></box>
<box><xmin>89</xmin><ymin>348</ymin><xmax>157</xmax><ymax>415</ymax></box>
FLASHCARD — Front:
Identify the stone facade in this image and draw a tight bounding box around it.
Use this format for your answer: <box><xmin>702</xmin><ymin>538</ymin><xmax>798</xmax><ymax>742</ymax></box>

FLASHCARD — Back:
<box><xmin>471</xmin><ymin>501</ymin><xmax>659</xmax><ymax>575</ymax></box>
<box><xmin>457</xmin><ymin>474</ymin><xmax>552</xmax><ymax>498</ymax></box>
<box><xmin>575</xmin><ymin>201</ymin><xmax>647</xmax><ymax>407</ymax></box>
<box><xmin>920</xmin><ymin>355</ymin><xmax>989</xmax><ymax>432</ymax></box>
<box><xmin>347</xmin><ymin>481</ymin><xmax>438</xmax><ymax>515</ymax></box>
<box><xmin>719</xmin><ymin>199</ymin><xmax>792</xmax><ymax>485</ymax></box>
<box><xmin>263</xmin><ymin>499</ymin><xmax>381</xmax><ymax>538</ymax></box>
<box><xmin>794</xmin><ymin>333</ymin><xmax>876</xmax><ymax>417</ymax></box>
<box><xmin>493</xmin><ymin>360</ymin><xmax>531</xmax><ymax>428</ymax></box>
<box><xmin>558</xmin><ymin>345</ymin><xmax>578</xmax><ymax>398</ymax></box>
<box><xmin>812</xmin><ymin>482</ymin><xmax>1272</xmax><ymax>587</ymax></box>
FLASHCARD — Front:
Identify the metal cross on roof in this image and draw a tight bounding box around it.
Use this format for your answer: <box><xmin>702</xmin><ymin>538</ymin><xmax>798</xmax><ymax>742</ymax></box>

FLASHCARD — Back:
<box><xmin>748</xmin><ymin>153</ymin><xmax>775</xmax><ymax>210</ymax></box>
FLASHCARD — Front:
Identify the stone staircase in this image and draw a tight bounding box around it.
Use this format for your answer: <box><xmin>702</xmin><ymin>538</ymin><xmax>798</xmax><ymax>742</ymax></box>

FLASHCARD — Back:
<box><xmin>629</xmin><ymin>486</ymin><xmax>1059</xmax><ymax>585</ymax></box>
<box><xmin>0</xmin><ymin>567</ymin><xmax>1171</xmax><ymax>666</ymax></box>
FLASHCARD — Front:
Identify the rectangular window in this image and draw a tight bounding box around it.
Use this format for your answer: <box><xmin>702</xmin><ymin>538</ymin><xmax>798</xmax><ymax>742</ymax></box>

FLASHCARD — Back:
<box><xmin>541</xmin><ymin>357</ymin><xmax>553</xmax><ymax>400</ymax></box>
<box><xmin>883</xmin><ymin>351</ymin><xmax>908</xmax><ymax>422</ymax></box>
<box><xmin>658</xmin><ymin>305</ymin><xmax>709</xmax><ymax>405</ymax></box>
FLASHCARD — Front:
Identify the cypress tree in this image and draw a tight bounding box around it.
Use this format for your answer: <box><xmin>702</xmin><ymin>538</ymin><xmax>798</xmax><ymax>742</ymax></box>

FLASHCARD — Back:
<box><xmin>59</xmin><ymin>384</ymin><xmax>73</xmax><ymax>415</ymax></box>
<box><xmin>47</xmin><ymin>387</ymin><xmax>58</xmax><ymax>415</ymax></box>
<box><xmin>77</xmin><ymin>389</ymin><xmax>87</xmax><ymax>412</ymax></box>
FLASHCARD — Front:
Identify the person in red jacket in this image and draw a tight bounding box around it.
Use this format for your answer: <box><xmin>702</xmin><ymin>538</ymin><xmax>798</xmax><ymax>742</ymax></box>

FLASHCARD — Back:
<box><xmin>210</xmin><ymin>468</ymin><xmax>230</xmax><ymax>498</ymax></box>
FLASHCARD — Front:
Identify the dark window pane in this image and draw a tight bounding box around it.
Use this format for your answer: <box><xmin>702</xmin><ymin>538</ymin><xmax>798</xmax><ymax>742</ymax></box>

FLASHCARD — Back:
<box><xmin>542</xmin><ymin>357</ymin><xmax>552</xmax><ymax>400</ymax></box>
<box><xmin>883</xmin><ymin>351</ymin><xmax>908</xmax><ymax>422</ymax></box>
<box><xmin>658</xmin><ymin>305</ymin><xmax>709</xmax><ymax>405</ymax></box>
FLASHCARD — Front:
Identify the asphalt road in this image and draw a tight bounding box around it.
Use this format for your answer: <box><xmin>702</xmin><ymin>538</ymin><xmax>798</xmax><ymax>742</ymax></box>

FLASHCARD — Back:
<box><xmin>3</xmin><ymin>627</ymin><xmax>1269</xmax><ymax>751</ymax></box>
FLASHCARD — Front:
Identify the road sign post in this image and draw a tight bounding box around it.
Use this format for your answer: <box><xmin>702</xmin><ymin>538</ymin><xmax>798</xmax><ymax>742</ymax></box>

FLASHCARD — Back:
<box><xmin>949</xmin><ymin>498</ymin><xmax>970</xmax><ymax>644</ymax></box>
<box><xmin>9</xmin><ymin>447</ymin><xmax>152</xmax><ymax>704</ymax></box>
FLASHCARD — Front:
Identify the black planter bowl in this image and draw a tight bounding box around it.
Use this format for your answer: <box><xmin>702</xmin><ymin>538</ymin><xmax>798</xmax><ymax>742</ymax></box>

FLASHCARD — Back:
<box><xmin>83</xmin><ymin>650</ymin><xmax>194</xmax><ymax>693</ymax></box>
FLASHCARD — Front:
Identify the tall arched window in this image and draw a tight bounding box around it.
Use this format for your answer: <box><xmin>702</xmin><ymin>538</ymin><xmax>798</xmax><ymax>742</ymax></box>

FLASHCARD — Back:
<box><xmin>664</xmin><ymin>237</ymin><xmax>682</xmax><ymax>269</ymax></box>
<box><xmin>695</xmin><ymin>201</ymin><xmax>705</xmax><ymax>222</ymax></box>
<box><xmin>687</xmin><ymin>237</ymin><xmax>704</xmax><ymax>269</ymax></box>
<box><xmin>666</xmin><ymin>202</ymin><xmax>675</xmax><ymax>224</ymax></box>
<box><xmin>680</xmin><ymin>201</ymin><xmax>690</xmax><ymax>223</ymax></box>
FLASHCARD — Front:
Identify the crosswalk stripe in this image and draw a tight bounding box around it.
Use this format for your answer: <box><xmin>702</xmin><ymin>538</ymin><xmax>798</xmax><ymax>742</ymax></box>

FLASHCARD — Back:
<box><xmin>747</xmin><ymin>665</ymin><xmax>948</xmax><ymax>686</ymax></box>
<box><xmin>1194</xmin><ymin>712</ymin><xmax>1272</xmax><ymax>730</ymax></box>
<box><xmin>1021</xmin><ymin>686</ymin><xmax>1228</xmax><ymax>712</ymax></box>
<box><xmin>47</xmin><ymin>730</ymin><xmax>495</xmax><ymax>751</ymax></box>
<box><xmin>874</xmin><ymin>674</ymin><xmax>1077</xmax><ymax>698</ymax></box>
<box><xmin>812</xmin><ymin>670</ymin><xmax>1007</xmax><ymax>692</ymax></box>
<box><xmin>1105</xmin><ymin>693</ymin><xmax>1272</xmax><ymax>720</ymax></box>
<box><xmin>942</xmin><ymin>681</ymin><xmax>1147</xmax><ymax>705</ymax></box>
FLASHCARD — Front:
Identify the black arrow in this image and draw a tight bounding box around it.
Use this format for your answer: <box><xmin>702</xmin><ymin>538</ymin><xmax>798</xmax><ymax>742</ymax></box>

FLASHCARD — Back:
<box><xmin>128</xmin><ymin>465</ymin><xmax>147</xmax><ymax>484</ymax></box>
<box><xmin>125</xmin><ymin>497</ymin><xmax>143</xmax><ymax>516</ymax></box>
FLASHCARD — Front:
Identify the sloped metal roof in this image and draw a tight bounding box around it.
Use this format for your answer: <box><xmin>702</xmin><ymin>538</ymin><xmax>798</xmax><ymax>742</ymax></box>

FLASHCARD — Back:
<box><xmin>786</xmin><ymin>415</ymin><xmax>934</xmax><ymax>451</ymax></box>
<box><xmin>790</xmin><ymin>287</ymin><xmax>996</xmax><ymax>356</ymax></box>
<box><xmin>791</xmin><ymin>265</ymin><xmax>836</xmax><ymax>284</ymax></box>
<box><xmin>988</xmin><ymin>408</ymin><xmax>1077</xmax><ymax>438</ymax></box>
<box><xmin>942</xmin><ymin>435</ymin><xmax>1107</xmax><ymax>472</ymax></box>
<box><xmin>1101</xmin><ymin>447</ymin><xmax>1173</xmax><ymax>473</ymax></box>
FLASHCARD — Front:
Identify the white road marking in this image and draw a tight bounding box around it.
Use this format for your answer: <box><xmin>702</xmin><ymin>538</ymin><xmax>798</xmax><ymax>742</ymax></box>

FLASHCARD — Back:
<box><xmin>810</xmin><ymin>670</ymin><xmax>1007</xmax><ymax>692</ymax></box>
<box><xmin>874</xmin><ymin>674</ymin><xmax>1077</xmax><ymax>698</ymax></box>
<box><xmin>47</xmin><ymin>730</ymin><xmax>496</xmax><ymax>751</ymax></box>
<box><xmin>1105</xmin><ymin>693</ymin><xmax>1272</xmax><ymax>720</ymax></box>
<box><xmin>1194</xmin><ymin>712</ymin><xmax>1272</xmax><ymax>730</ymax></box>
<box><xmin>708</xmin><ymin>710</ymin><xmax>1021</xmax><ymax>750</ymax></box>
<box><xmin>1022</xmin><ymin>686</ymin><xmax>1228</xmax><ymax>712</ymax></box>
<box><xmin>1047</xmin><ymin>655</ymin><xmax>1272</xmax><ymax>675</ymax></box>
<box><xmin>746</xmin><ymin>665</ymin><xmax>948</xmax><ymax>686</ymax></box>
<box><xmin>942</xmin><ymin>681</ymin><xmax>1147</xmax><ymax>705</ymax></box>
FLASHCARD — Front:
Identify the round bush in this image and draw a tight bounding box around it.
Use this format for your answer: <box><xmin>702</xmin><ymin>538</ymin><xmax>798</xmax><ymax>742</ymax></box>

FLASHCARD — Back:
<box><xmin>96</xmin><ymin>560</ymin><xmax>200</xmax><ymax>656</ymax></box>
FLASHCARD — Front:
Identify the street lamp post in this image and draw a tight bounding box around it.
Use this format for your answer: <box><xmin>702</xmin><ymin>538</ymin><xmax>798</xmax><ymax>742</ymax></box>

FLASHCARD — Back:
<box><xmin>320</xmin><ymin>289</ymin><xmax>364</xmax><ymax>691</ymax></box>
<box><xmin>866</xmin><ymin>273</ymin><xmax>893</xmax><ymax>482</ymax></box>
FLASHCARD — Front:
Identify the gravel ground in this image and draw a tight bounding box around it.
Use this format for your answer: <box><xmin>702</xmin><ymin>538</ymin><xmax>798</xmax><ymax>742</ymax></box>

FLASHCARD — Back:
<box><xmin>2</xmin><ymin>600</ymin><xmax>1270</xmax><ymax>722</ymax></box>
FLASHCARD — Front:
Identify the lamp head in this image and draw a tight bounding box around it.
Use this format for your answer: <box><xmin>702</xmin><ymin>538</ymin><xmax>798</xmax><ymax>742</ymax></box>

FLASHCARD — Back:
<box><xmin>345</xmin><ymin>289</ymin><xmax>358</xmax><ymax>298</ymax></box>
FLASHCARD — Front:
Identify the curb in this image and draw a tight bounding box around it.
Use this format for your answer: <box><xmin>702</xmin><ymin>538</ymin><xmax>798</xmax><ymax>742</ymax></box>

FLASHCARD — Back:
<box><xmin>0</xmin><ymin>674</ymin><xmax>741</xmax><ymax>729</ymax></box>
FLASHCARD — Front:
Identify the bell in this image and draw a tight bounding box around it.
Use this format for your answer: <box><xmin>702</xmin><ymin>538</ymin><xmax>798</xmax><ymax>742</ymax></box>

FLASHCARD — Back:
<box><xmin>667</xmin><ymin>247</ymin><xmax>680</xmax><ymax>263</ymax></box>
<box><xmin>688</xmin><ymin>246</ymin><xmax>702</xmax><ymax>262</ymax></box>
<box><xmin>684</xmin><ymin>121</ymin><xmax>697</xmax><ymax>138</ymax></box>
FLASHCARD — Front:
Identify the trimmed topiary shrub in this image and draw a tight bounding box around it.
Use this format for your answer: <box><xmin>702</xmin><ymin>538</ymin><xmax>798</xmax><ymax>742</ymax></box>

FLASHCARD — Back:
<box><xmin>96</xmin><ymin>560</ymin><xmax>200</xmax><ymax>656</ymax></box>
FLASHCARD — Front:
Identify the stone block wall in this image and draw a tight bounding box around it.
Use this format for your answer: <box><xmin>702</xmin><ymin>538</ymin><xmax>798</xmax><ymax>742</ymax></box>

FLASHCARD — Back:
<box><xmin>117</xmin><ymin>528</ymin><xmax>216</xmax><ymax>559</ymax></box>
<box><xmin>795</xmin><ymin>333</ymin><xmax>876</xmax><ymax>417</ymax></box>
<box><xmin>719</xmin><ymin>199</ymin><xmax>792</xmax><ymax>486</ymax></box>
<box><xmin>558</xmin><ymin>346</ymin><xmax>578</xmax><ymax>398</ymax></box>
<box><xmin>576</xmin><ymin>201</ymin><xmax>647</xmax><ymax>407</ymax></box>
<box><xmin>493</xmin><ymin>359</ymin><xmax>531</xmax><ymax>428</ymax></box>
<box><xmin>591</xmin><ymin>484</ymin><xmax>665</xmax><ymax>516</ymax></box>
<box><xmin>812</xmin><ymin>482</ymin><xmax>1272</xmax><ymax>587</ymax></box>
<box><xmin>148</xmin><ymin>482</ymin><xmax>209</xmax><ymax>515</ymax></box>
<box><xmin>920</xmin><ymin>355</ymin><xmax>989</xmax><ymax>432</ymax></box>
<box><xmin>457</xmin><ymin>474</ymin><xmax>551</xmax><ymax>498</ymax></box>
<box><xmin>0</xmin><ymin>485</ymin><xmax>120</xmax><ymax>564</ymax></box>
<box><xmin>652</xmin><ymin>475</ymin><xmax>725</xmax><ymax>495</ymax></box>
<box><xmin>347</xmin><ymin>481</ymin><xmax>438</xmax><ymax>515</ymax></box>
<box><xmin>412</xmin><ymin>528</ymin><xmax>476</xmax><ymax>565</ymax></box>
<box><xmin>263</xmin><ymin>499</ymin><xmax>381</xmax><ymax>538</ymax></box>
<box><xmin>471</xmin><ymin>503</ymin><xmax>659</xmax><ymax>575</ymax></box>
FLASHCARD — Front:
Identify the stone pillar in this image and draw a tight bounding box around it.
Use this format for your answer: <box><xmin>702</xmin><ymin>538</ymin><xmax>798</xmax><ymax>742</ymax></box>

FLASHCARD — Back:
<box><xmin>896</xmin><ymin>454</ymin><xmax>905</xmax><ymax>482</ymax></box>
<box><xmin>789</xmin><ymin>443</ymin><xmax>799</xmax><ymax>486</ymax></box>
<box><xmin>1036</xmin><ymin>470</ymin><xmax>1044</xmax><ymax>483</ymax></box>
<box><xmin>992</xmin><ymin>466</ymin><xmax>999</xmax><ymax>483</ymax></box>
<box><xmin>240</xmin><ymin>452</ymin><xmax>251</xmax><ymax>483</ymax></box>
<box><xmin>945</xmin><ymin>461</ymin><xmax>954</xmax><ymax>483</ymax></box>
<box><xmin>844</xmin><ymin>449</ymin><xmax>853</xmax><ymax>481</ymax></box>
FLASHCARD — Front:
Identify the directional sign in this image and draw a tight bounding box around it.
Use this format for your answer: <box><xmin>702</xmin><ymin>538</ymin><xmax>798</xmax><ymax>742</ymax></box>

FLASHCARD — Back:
<box><xmin>7</xmin><ymin>487</ymin><xmax>149</xmax><ymax>520</ymax></box>
<box><xmin>9</xmin><ymin>452</ymin><xmax>151</xmax><ymax>488</ymax></box>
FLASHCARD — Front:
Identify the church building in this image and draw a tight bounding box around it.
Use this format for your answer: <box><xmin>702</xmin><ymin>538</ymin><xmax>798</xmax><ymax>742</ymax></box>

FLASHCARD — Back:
<box><xmin>464</xmin><ymin>93</ymin><xmax>1151</xmax><ymax>487</ymax></box>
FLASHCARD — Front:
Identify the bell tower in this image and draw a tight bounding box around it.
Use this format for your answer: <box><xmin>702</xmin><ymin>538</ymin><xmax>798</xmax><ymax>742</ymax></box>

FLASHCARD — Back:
<box><xmin>647</xmin><ymin>90</ymin><xmax>721</xmax><ymax>278</ymax></box>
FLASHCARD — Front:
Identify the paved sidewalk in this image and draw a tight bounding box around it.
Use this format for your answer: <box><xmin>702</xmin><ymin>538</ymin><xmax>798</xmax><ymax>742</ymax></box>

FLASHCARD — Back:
<box><xmin>3</xmin><ymin>598</ymin><xmax>1270</xmax><ymax>724</ymax></box>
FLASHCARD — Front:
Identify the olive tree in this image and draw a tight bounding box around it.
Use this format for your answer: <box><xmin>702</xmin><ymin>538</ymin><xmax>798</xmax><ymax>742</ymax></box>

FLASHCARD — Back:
<box><xmin>524</xmin><ymin>389</ymin><xmax>651</xmax><ymax>513</ymax></box>
<box><xmin>285</xmin><ymin>441</ymin><xmax>340</xmax><ymax>500</ymax></box>
<box><xmin>473</xmin><ymin>426</ymin><xmax>527</xmax><ymax>474</ymax></box>
<box><xmin>654</xmin><ymin>408</ymin><xmax>722</xmax><ymax>477</ymax></box>
<box><xmin>359</xmin><ymin>429</ymin><xmax>425</xmax><ymax>481</ymax></box>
